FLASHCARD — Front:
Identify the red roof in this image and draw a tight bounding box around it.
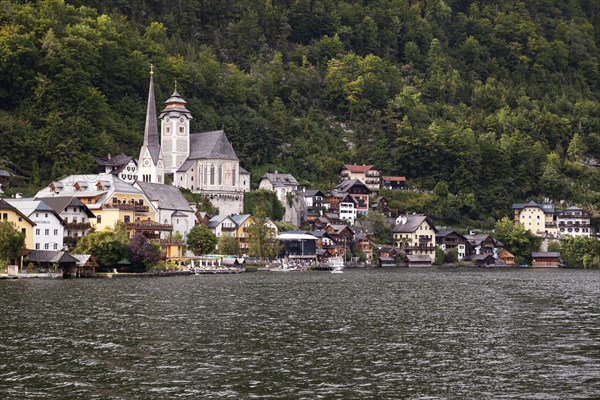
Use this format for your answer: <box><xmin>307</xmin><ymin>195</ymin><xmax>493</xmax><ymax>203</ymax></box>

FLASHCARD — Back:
<box><xmin>382</xmin><ymin>176</ymin><xmax>406</xmax><ymax>181</ymax></box>
<box><xmin>342</xmin><ymin>164</ymin><xmax>377</xmax><ymax>173</ymax></box>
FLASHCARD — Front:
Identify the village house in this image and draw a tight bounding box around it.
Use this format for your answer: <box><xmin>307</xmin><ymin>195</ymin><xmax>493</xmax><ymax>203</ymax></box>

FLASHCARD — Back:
<box><xmin>513</xmin><ymin>201</ymin><xmax>557</xmax><ymax>237</ymax></box>
<box><xmin>301</xmin><ymin>189</ymin><xmax>324</xmax><ymax>209</ymax></box>
<box><xmin>435</xmin><ymin>230</ymin><xmax>470</xmax><ymax>261</ymax></box>
<box><xmin>325</xmin><ymin>224</ymin><xmax>354</xmax><ymax>259</ymax></box>
<box><xmin>135</xmin><ymin>181</ymin><xmax>195</xmax><ymax>240</ymax></box>
<box><xmin>324</xmin><ymin>192</ymin><xmax>357</xmax><ymax>225</ymax></box>
<box><xmin>332</xmin><ymin>179</ymin><xmax>370</xmax><ymax>216</ymax></box>
<box><xmin>36</xmin><ymin>196</ymin><xmax>95</xmax><ymax>250</ymax></box>
<box><xmin>354</xmin><ymin>232</ymin><xmax>374</xmax><ymax>263</ymax></box>
<box><xmin>377</xmin><ymin>247</ymin><xmax>398</xmax><ymax>267</ymax></box>
<box><xmin>393</xmin><ymin>214</ymin><xmax>437</xmax><ymax>262</ymax></box>
<box><xmin>532</xmin><ymin>252</ymin><xmax>562</xmax><ymax>267</ymax></box>
<box><xmin>5</xmin><ymin>199</ymin><xmax>65</xmax><ymax>251</ymax></box>
<box><xmin>94</xmin><ymin>153</ymin><xmax>138</xmax><ymax>184</ymax></box>
<box><xmin>340</xmin><ymin>164</ymin><xmax>381</xmax><ymax>192</ymax></box>
<box><xmin>0</xmin><ymin>199</ymin><xmax>35</xmax><ymax>250</ymax></box>
<box><xmin>556</xmin><ymin>206</ymin><xmax>591</xmax><ymax>238</ymax></box>
<box><xmin>207</xmin><ymin>215</ymin><xmax>238</xmax><ymax>238</ymax></box>
<box><xmin>258</xmin><ymin>172</ymin><xmax>299</xmax><ymax>203</ymax></box>
<box><xmin>464</xmin><ymin>233</ymin><xmax>503</xmax><ymax>258</ymax></box>
<box><xmin>381</xmin><ymin>176</ymin><xmax>406</xmax><ymax>190</ymax></box>
<box><xmin>370</xmin><ymin>196</ymin><xmax>390</xmax><ymax>214</ymax></box>
<box><xmin>231</xmin><ymin>214</ymin><xmax>254</xmax><ymax>254</ymax></box>
<box><xmin>404</xmin><ymin>254</ymin><xmax>433</xmax><ymax>267</ymax></box>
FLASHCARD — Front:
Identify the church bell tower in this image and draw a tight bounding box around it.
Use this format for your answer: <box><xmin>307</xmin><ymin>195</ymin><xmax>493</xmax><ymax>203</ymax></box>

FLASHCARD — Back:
<box><xmin>160</xmin><ymin>81</ymin><xmax>192</xmax><ymax>176</ymax></box>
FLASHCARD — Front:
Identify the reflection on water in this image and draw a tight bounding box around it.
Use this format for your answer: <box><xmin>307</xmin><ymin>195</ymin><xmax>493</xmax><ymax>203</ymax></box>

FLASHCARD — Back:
<box><xmin>1</xmin><ymin>269</ymin><xmax>599</xmax><ymax>399</ymax></box>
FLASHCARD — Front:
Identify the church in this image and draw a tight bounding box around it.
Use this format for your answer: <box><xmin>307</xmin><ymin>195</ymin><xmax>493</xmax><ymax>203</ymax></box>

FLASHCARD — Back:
<box><xmin>137</xmin><ymin>70</ymin><xmax>250</xmax><ymax>215</ymax></box>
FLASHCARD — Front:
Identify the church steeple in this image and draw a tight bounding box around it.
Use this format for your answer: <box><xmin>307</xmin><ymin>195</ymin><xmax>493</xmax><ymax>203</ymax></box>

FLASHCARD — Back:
<box><xmin>143</xmin><ymin>65</ymin><xmax>160</xmax><ymax>164</ymax></box>
<box><xmin>138</xmin><ymin>65</ymin><xmax>164</xmax><ymax>183</ymax></box>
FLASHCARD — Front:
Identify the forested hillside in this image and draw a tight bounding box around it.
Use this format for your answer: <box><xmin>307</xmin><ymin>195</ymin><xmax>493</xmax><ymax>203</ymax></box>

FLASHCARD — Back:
<box><xmin>1</xmin><ymin>0</ymin><xmax>600</xmax><ymax>225</ymax></box>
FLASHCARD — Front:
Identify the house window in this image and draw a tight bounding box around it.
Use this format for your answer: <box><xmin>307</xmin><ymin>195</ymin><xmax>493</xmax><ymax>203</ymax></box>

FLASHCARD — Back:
<box><xmin>53</xmin><ymin>243</ymin><xmax>58</xmax><ymax>250</ymax></box>
<box><xmin>44</xmin><ymin>243</ymin><xmax>49</xmax><ymax>250</ymax></box>
<box><xmin>2</xmin><ymin>213</ymin><xmax>6</xmax><ymax>220</ymax></box>
<box><xmin>35</xmin><ymin>243</ymin><xmax>40</xmax><ymax>249</ymax></box>
<box><xmin>166</xmin><ymin>126</ymin><xmax>171</xmax><ymax>133</ymax></box>
<box><xmin>21</xmin><ymin>228</ymin><xmax>26</xmax><ymax>235</ymax></box>
<box><xmin>97</xmin><ymin>215</ymin><xmax>102</xmax><ymax>224</ymax></box>
<box><xmin>18</xmin><ymin>217</ymin><xmax>22</xmax><ymax>222</ymax></box>
<box><xmin>179</xmin><ymin>126</ymin><xmax>184</xmax><ymax>134</ymax></box>
<box><xmin>124</xmin><ymin>215</ymin><xmax>131</xmax><ymax>223</ymax></box>
<box><xmin>45</xmin><ymin>229</ymin><xmax>49</xmax><ymax>235</ymax></box>
<box><xmin>54</xmin><ymin>229</ymin><xmax>58</xmax><ymax>236</ymax></box>
<box><xmin>36</xmin><ymin>229</ymin><xmax>40</xmax><ymax>235</ymax></box>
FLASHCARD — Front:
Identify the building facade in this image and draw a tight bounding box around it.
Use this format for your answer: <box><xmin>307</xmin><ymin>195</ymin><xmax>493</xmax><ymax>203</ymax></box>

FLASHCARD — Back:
<box><xmin>556</xmin><ymin>206</ymin><xmax>591</xmax><ymax>238</ymax></box>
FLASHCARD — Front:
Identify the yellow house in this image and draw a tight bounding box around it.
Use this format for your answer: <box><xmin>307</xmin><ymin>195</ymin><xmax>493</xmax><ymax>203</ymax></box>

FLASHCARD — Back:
<box><xmin>231</xmin><ymin>214</ymin><xmax>254</xmax><ymax>254</ymax></box>
<box><xmin>35</xmin><ymin>174</ymin><xmax>165</xmax><ymax>238</ymax></box>
<box><xmin>392</xmin><ymin>214</ymin><xmax>438</xmax><ymax>262</ymax></box>
<box><xmin>0</xmin><ymin>199</ymin><xmax>36</xmax><ymax>250</ymax></box>
<box><xmin>513</xmin><ymin>201</ymin><xmax>557</xmax><ymax>237</ymax></box>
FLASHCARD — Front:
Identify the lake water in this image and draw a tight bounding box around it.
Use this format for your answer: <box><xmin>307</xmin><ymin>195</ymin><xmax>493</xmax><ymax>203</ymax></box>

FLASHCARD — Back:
<box><xmin>1</xmin><ymin>268</ymin><xmax>599</xmax><ymax>399</ymax></box>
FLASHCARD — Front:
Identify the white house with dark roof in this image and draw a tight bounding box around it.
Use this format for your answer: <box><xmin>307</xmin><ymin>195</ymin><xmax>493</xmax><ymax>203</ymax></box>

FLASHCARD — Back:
<box><xmin>556</xmin><ymin>206</ymin><xmax>591</xmax><ymax>238</ymax></box>
<box><xmin>134</xmin><ymin>181</ymin><xmax>195</xmax><ymax>239</ymax></box>
<box><xmin>5</xmin><ymin>198</ymin><xmax>64</xmax><ymax>250</ymax></box>
<box><xmin>94</xmin><ymin>153</ymin><xmax>138</xmax><ymax>184</ymax></box>
<box><xmin>258</xmin><ymin>173</ymin><xmax>299</xmax><ymax>203</ymax></box>
<box><xmin>36</xmin><ymin>196</ymin><xmax>95</xmax><ymax>249</ymax></box>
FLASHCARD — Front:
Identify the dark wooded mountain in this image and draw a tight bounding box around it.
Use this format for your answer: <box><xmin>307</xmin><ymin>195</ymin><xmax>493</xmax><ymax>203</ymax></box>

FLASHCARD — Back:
<box><xmin>1</xmin><ymin>0</ymin><xmax>599</xmax><ymax>226</ymax></box>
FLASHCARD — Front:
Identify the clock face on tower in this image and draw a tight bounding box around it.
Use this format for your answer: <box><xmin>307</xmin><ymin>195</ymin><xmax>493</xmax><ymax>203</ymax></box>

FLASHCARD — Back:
<box><xmin>144</xmin><ymin>159</ymin><xmax>150</xmax><ymax>167</ymax></box>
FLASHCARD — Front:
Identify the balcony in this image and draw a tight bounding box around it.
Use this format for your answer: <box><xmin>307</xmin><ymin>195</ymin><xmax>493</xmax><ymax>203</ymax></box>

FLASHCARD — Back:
<box><xmin>150</xmin><ymin>238</ymin><xmax>184</xmax><ymax>246</ymax></box>
<box><xmin>64</xmin><ymin>222</ymin><xmax>91</xmax><ymax>230</ymax></box>
<box><xmin>105</xmin><ymin>203</ymin><xmax>149</xmax><ymax>212</ymax></box>
<box><xmin>125</xmin><ymin>221</ymin><xmax>173</xmax><ymax>232</ymax></box>
<box><xmin>221</xmin><ymin>226</ymin><xmax>236</xmax><ymax>232</ymax></box>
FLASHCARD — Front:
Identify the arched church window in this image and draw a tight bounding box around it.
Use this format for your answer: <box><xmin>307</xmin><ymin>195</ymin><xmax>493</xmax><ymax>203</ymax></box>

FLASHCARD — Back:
<box><xmin>232</xmin><ymin>168</ymin><xmax>236</xmax><ymax>186</ymax></box>
<box><xmin>218</xmin><ymin>165</ymin><xmax>222</xmax><ymax>185</ymax></box>
<box><xmin>209</xmin><ymin>165</ymin><xmax>215</xmax><ymax>185</ymax></box>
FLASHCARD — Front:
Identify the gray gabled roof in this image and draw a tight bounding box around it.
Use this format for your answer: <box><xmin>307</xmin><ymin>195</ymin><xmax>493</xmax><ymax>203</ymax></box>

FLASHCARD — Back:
<box><xmin>532</xmin><ymin>252</ymin><xmax>561</xmax><ymax>258</ymax></box>
<box><xmin>405</xmin><ymin>255</ymin><xmax>432</xmax><ymax>263</ymax></box>
<box><xmin>512</xmin><ymin>201</ymin><xmax>554</xmax><ymax>214</ymax></box>
<box><xmin>135</xmin><ymin>182</ymin><xmax>193</xmax><ymax>212</ymax></box>
<box><xmin>188</xmin><ymin>130</ymin><xmax>239</xmax><ymax>161</ymax></box>
<box><xmin>27</xmin><ymin>250</ymin><xmax>79</xmax><ymax>264</ymax></box>
<box><xmin>335</xmin><ymin>179</ymin><xmax>369</xmax><ymax>193</ymax></box>
<box><xmin>260</xmin><ymin>173</ymin><xmax>298</xmax><ymax>187</ymax></box>
<box><xmin>393</xmin><ymin>215</ymin><xmax>435</xmax><ymax>233</ymax></box>
<box><xmin>36</xmin><ymin>196</ymin><xmax>96</xmax><ymax>218</ymax></box>
<box><xmin>0</xmin><ymin>169</ymin><xmax>10</xmax><ymax>177</ymax></box>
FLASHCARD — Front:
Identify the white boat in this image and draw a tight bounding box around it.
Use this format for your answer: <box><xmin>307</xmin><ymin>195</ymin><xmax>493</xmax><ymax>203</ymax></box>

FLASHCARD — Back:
<box><xmin>328</xmin><ymin>257</ymin><xmax>345</xmax><ymax>273</ymax></box>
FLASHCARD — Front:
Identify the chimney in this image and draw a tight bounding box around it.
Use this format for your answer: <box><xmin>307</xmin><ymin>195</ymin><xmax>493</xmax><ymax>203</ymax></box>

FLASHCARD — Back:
<box><xmin>107</xmin><ymin>153</ymin><xmax>112</xmax><ymax>160</ymax></box>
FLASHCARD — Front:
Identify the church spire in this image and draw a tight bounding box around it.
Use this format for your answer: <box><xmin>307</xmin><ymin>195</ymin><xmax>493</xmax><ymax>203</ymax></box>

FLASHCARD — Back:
<box><xmin>143</xmin><ymin>65</ymin><xmax>160</xmax><ymax>164</ymax></box>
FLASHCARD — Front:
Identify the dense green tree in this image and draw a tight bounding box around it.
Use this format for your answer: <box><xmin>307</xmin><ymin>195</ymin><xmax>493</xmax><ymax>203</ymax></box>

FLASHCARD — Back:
<box><xmin>243</xmin><ymin>189</ymin><xmax>284</xmax><ymax>221</ymax></box>
<box><xmin>560</xmin><ymin>236</ymin><xmax>600</xmax><ymax>268</ymax></box>
<box><xmin>0</xmin><ymin>221</ymin><xmax>26</xmax><ymax>268</ymax></box>
<box><xmin>494</xmin><ymin>217</ymin><xmax>541</xmax><ymax>262</ymax></box>
<box><xmin>74</xmin><ymin>223</ymin><xmax>129</xmax><ymax>268</ymax></box>
<box><xmin>218</xmin><ymin>235</ymin><xmax>240</xmax><ymax>256</ymax></box>
<box><xmin>247</xmin><ymin>206</ymin><xmax>281</xmax><ymax>259</ymax></box>
<box><xmin>186</xmin><ymin>226</ymin><xmax>217</xmax><ymax>256</ymax></box>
